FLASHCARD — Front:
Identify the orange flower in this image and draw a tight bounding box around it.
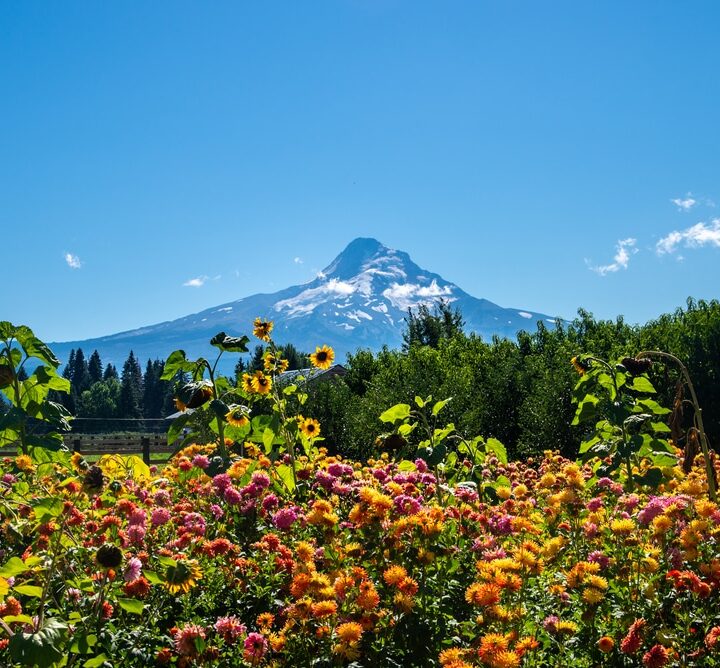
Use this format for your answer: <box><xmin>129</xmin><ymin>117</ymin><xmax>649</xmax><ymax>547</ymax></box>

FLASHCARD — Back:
<box><xmin>311</xmin><ymin>600</ymin><xmax>338</xmax><ymax>618</ymax></box>
<box><xmin>383</xmin><ymin>565</ymin><xmax>408</xmax><ymax>586</ymax></box>
<box><xmin>465</xmin><ymin>582</ymin><xmax>501</xmax><ymax>606</ymax></box>
<box><xmin>598</xmin><ymin>636</ymin><xmax>615</xmax><ymax>653</ymax></box>
<box><xmin>335</xmin><ymin>622</ymin><xmax>363</xmax><ymax>644</ymax></box>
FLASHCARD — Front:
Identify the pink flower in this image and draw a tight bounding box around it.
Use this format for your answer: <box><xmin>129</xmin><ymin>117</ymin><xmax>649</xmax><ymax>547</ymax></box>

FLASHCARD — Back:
<box><xmin>151</xmin><ymin>508</ymin><xmax>171</xmax><ymax>527</ymax></box>
<box><xmin>127</xmin><ymin>525</ymin><xmax>146</xmax><ymax>545</ymax></box>
<box><xmin>272</xmin><ymin>507</ymin><xmax>298</xmax><ymax>530</ymax></box>
<box><xmin>192</xmin><ymin>454</ymin><xmax>210</xmax><ymax>470</ymax></box>
<box><xmin>214</xmin><ymin>615</ymin><xmax>246</xmax><ymax>643</ymax></box>
<box><xmin>174</xmin><ymin>623</ymin><xmax>206</xmax><ymax>656</ymax></box>
<box><xmin>124</xmin><ymin>557</ymin><xmax>142</xmax><ymax>582</ymax></box>
<box><xmin>243</xmin><ymin>632</ymin><xmax>268</xmax><ymax>664</ymax></box>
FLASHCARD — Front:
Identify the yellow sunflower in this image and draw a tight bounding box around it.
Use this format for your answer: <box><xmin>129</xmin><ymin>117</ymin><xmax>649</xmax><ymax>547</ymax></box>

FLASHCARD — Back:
<box><xmin>241</xmin><ymin>373</ymin><xmax>255</xmax><ymax>393</ymax></box>
<box><xmin>310</xmin><ymin>345</ymin><xmax>335</xmax><ymax>370</ymax></box>
<box><xmin>300</xmin><ymin>417</ymin><xmax>321</xmax><ymax>439</ymax></box>
<box><xmin>164</xmin><ymin>559</ymin><xmax>203</xmax><ymax>595</ymax></box>
<box><xmin>263</xmin><ymin>352</ymin><xmax>290</xmax><ymax>374</ymax></box>
<box><xmin>225</xmin><ymin>406</ymin><xmax>250</xmax><ymax>428</ymax></box>
<box><xmin>251</xmin><ymin>371</ymin><xmax>272</xmax><ymax>395</ymax></box>
<box><xmin>253</xmin><ymin>318</ymin><xmax>274</xmax><ymax>342</ymax></box>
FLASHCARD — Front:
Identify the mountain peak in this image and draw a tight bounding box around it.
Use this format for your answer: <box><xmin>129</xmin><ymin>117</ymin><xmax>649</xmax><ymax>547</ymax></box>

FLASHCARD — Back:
<box><xmin>321</xmin><ymin>238</ymin><xmax>391</xmax><ymax>279</ymax></box>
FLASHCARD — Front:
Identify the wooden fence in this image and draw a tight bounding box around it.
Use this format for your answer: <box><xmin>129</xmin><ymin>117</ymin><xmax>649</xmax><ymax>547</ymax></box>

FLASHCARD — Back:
<box><xmin>1</xmin><ymin>434</ymin><xmax>177</xmax><ymax>465</ymax></box>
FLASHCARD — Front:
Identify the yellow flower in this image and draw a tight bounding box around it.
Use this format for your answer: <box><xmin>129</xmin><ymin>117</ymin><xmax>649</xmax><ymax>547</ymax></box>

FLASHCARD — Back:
<box><xmin>263</xmin><ymin>352</ymin><xmax>289</xmax><ymax>373</ymax></box>
<box><xmin>164</xmin><ymin>559</ymin><xmax>202</xmax><ymax>595</ymax></box>
<box><xmin>571</xmin><ymin>356</ymin><xmax>587</xmax><ymax>376</ymax></box>
<box><xmin>310</xmin><ymin>345</ymin><xmax>335</xmax><ymax>370</ymax></box>
<box><xmin>225</xmin><ymin>406</ymin><xmax>250</xmax><ymax>428</ymax></box>
<box><xmin>251</xmin><ymin>371</ymin><xmax>272</xmax><ymax>395</ymax></box>
<box><xmin>335</xmin><ymin>622</ymin><xmax>363</xmax><ymax>644</ymax></box>
<box><xmin>300</xmin><ymin>417</ymin><xmax>321</xmax><ymax>439</ymax></box>
<box><xmin>14</xmin><ymin>455</ymin><xmax>34</xmax><ymax>472</ymax></box>
<box><xmin>610</xmin><ymin>518</ymin><xmax>635</xmax><ymax>536</ymax></box>
<box><xmin>253</xmin><ymin>318</ymin><xmax>274</xmax><ymax>342</ymax></box>
<box><xmin>241</xmin><ymin>373</ymin><xmax>255</xmax><ymax>393</ymax></box>
<box><xmin>582</xmin><ymin>587</ymin><xmax>605</xmax><ymax>604</ymax></box>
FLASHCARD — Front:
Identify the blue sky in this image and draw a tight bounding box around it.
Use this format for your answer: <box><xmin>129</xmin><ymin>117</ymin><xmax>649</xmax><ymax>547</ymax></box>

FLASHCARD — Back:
<box><xmin>2</xmin><ymin>1</ymin><xmax>719</xmax><ymax>343</ymax></box>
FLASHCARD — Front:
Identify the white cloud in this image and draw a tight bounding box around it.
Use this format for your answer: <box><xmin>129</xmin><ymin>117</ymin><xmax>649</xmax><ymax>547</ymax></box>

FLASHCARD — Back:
<box><xmin>589</xmin><ymin>238</ymin><xmax>637</xmax><ymax>276</ymax></box>
<box><xmin>294</xmin><ymin>257</ymin><xmax>303</xmax><ymax>264</ymax></box>
<box><xmin>64</xmin><ymin>253</ymin><xmax>82</xmax><ymax>269</ymax></box>
<box><xmin>656</xmin><ymin>218</ymin><xmax>720</xmax><ymax>255</ymax></box>
<box><xmin>183</xmin><ymin>275</ymin><xmax>209</xmax><ymax>287</ymax></box>
<box><xmin>671</xmin><ymin>196</ymin><xmax>697</xmax><ymax>211</ymax></box>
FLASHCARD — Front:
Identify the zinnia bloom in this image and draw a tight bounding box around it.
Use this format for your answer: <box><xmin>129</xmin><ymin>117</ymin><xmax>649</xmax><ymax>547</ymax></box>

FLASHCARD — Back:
<box><xmin>336</xmin><ymin>622</ymin><xmax>363</xmax><ymax>644</ymax></box>
<box><xmin>244</xmin><ymin>632</ymin><xmax>269</xmax><ymax>664</ymax></box>
<box><xmin>310</xmin><ymin>345</ymin><xmax>335</xmax><ymax>370</ymax></box>
<box><xmin>174</xmin><ymin>623</ymin><xmax>206</xmax><ymax>656</ymax></box>
<box><xmin>598</xmin><ymin>636</ymin><xmax>615</xmax><ymax>653</ymax></box>
<box><xmin>643</xmin><ymin>644</ymin><xmax>669</xmax><ymax>668</ymax></box>
<box><xmin>253</xmin><ymin>318</ymin><xmax>274</xmax><ymax>342</ymax></box>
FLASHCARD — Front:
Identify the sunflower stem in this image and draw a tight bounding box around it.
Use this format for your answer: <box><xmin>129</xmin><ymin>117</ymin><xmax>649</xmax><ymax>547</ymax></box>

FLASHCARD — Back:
<box><xmin>635</xmin><ymin>351</ymin><xmax>717</xmax><ymax>502</ymax></box>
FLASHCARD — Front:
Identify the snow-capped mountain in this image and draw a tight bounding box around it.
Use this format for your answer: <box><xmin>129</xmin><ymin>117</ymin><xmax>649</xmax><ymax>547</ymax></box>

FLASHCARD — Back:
<box><xmin>49</xmin><ymin>238</ymin><xmax>561</xmax><ymax>371</ymax></box>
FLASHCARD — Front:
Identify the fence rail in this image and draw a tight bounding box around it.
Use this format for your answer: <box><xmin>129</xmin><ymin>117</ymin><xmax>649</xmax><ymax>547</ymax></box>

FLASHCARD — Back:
<box><xmin>1</xmin><ymin>434</ymin><xmax>177</xmax><ymax>465</ymax></box>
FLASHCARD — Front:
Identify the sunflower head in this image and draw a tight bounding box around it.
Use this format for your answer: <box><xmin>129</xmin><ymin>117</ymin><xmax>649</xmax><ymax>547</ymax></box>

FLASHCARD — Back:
<box><xmin>253</xmin><ymin>318</ymin><xmax>274</xmax><ymax>342</ymax></box>
<box><xmin>96</xmin><ymin>544</ymin><xmax>123</xmax><ymax>569</ymax></box>
<box><xmin>571</xmin><ymin>356</ymin><xmax>590</xmax><ymax>376</ymax></box>
<box><xmin>310</xmin><ymin>345</ymin><xmax>335</xmax><ymax>370</ymax></box>
<box><xmin>300</xmin><ymin>417</ymin><xmax>321</xmax><ymax>439</ymax></box>
<box><xmin>164</xmin><ymin>559</ymin><xmax>202</xmax><ymax>595</ymax></box>
<box><xmin>241</xmin><ymin>373</ymin><xmax>255</xmax><ymax>393</ymax></box>
<box><xmin>251</xmin><ymin>371</ymin><xmax>272</xmax><ymax>395</ymax></box>
<box><xmin>225</xmin><ymin>405</ymin><xmax>250</xmax><ymax>428</ymax></box>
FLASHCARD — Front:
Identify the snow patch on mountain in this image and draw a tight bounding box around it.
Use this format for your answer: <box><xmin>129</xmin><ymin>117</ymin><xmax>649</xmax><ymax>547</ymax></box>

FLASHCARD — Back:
<box><xmin>382</xmin><ymin>280</ymin><xmax>455</xmax><ymax>310</ymax></box>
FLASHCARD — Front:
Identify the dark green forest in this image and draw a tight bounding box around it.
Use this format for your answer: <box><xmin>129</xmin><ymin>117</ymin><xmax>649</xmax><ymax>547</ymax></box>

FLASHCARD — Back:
<box><xmin>5</xmin><ymin>297</ymin><xmax>718</xmax><ymax>458</ymax></box>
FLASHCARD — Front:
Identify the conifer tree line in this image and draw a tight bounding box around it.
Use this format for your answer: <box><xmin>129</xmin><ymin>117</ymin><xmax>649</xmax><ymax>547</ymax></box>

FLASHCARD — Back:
<box><xmin>54</xmin><ymin>349</ymin><xmax>180</xmax><ymax>432</ymax></box>
<box><xmin>52</xmin><ymin>343</ymin><xmax>311</xmax><ymax>433</ymax></box>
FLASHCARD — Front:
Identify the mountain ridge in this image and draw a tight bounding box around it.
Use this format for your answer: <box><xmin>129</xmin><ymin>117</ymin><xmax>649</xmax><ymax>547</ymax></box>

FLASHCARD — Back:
<box><xmin>49</xmin><ymin>238</ymin><xmax>562</xmax><ymax>371</ymax></box>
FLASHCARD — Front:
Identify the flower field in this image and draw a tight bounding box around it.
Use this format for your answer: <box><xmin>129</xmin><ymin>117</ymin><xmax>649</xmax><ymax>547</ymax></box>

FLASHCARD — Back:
<box><xmin>1</xmin><ymin>321</ymin><xmax>720</xmax><ymax>666</ymax></box>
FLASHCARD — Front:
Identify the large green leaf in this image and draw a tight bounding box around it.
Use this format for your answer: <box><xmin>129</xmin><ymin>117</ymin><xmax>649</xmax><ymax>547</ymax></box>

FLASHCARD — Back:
<box><xmin>485</xmin><ymin>438</ymin><xmax>508</xmax><ymax>465</ymax></box>
<box><xmin>379</xmin><ymin>403</ymin><xmax>411</xmax><ymax>425</ymax></box>
<box><xmin>637</xmin><ymin>399</ymin><xmax>671</xmax><ymax>416</ymax></box>
<box><xmin>210</xmin><ymin>332</ymin><xmax>249</xmax><ymax>353</ymax></box>
<box><xmin>117</xmin><ymin>598</ymin><xmax>145</xmax><ymax>615</ymax></box>
<box><xmin>161</xmin><ymin>350</ymin><xmax>196</xmax><ymax>380</ymax></box>
<box><xmin>0</xmin><ymin>557</ymin><xmax>28</xmax><ymax>578</ymax></box>
<box><xmin>8</xmin><ymin>618</ymin><xmax>68</xmax><ymax>665</ymax></box>
<box><xmin>629</xmin><ymin>376</ymin><xmax>656</xmax><ymax>394</ymax></box>
<box><xmin>571</xmin><ymin>394</ymin><xmax>600</xmax><ymax>425</ymax></box>
<box><xmin>13</xmin><ymin>326</ymin><xmax>60</xmax><ymax>368</ymax></box>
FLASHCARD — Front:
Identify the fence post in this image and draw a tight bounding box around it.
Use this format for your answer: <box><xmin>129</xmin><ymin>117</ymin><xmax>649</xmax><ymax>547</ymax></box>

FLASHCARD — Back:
<box><xmin>73</xmin><ymin>438</ymin><xmax>81</xmax><ymax>453</ymax></box>
<box><xmin>141</xmin><ymin>436</ymin><xmax>150</xmax><ymax>465</ymax></box>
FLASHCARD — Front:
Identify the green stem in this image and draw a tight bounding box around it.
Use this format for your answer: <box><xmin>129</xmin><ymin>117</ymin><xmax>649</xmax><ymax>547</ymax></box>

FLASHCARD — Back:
<box><xmin>636</xmin><ymin>350</ymin><xmax>717</xmax><ymax>502</ymax></box>
<box><xmin>207</xmin><ymin>354</ymin><xmax>228</xmax><ymax>459</ymax></box>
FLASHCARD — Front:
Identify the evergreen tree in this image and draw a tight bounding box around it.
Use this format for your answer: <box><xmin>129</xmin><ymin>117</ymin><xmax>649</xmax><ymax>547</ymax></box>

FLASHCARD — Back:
<box><xmin>88</xmin><ymin>350</ymin><xmax>103</xmax><ymax>384</ymax></box>
<box><xmin>234</xmin><ymin>357</ymin><xmax>247</xmax><ymax>382</ymax></box>
<box><xmin>118</xmin><ymin>351</ymin><xmax>143</xmax><ymax>420</ymax></box>
<box><xmin>249</xmin><ymin>345</ymin><xmax>265</xmax><ymax>372</ymax></box>
<box><xmin>143</xmin><ymin>359</ymin><xmax>167</xmax><ymax>419</ymax></box>
<box><xmin>71</xmin><ymin>348</ymin><xmax>91</xmax><ymax>396</ymax></box>
<box><xmin>62</xmin><ymin>349</ymin><xmax>76</xmax><ymax>381</ymax></box>
<box><xmin>103</xmin><ymin>363</ymin><xmax>119</xmax><ymax>381</ymax></box>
